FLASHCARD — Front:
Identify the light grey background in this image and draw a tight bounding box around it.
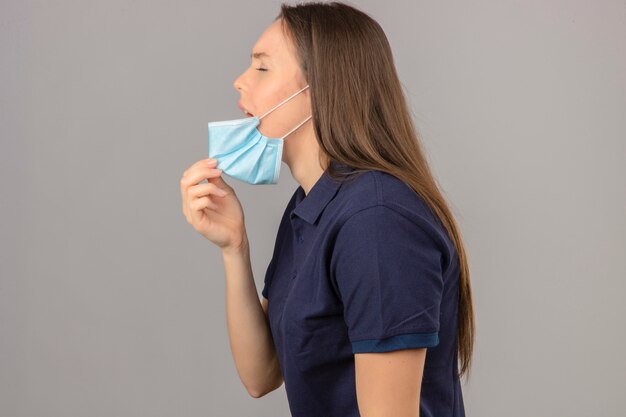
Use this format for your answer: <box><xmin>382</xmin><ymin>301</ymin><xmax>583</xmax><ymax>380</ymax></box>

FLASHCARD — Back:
<box><xmin>1</xmin><ymin>0</ymin><xmax>625</xmax><ymax>416</ymax></box>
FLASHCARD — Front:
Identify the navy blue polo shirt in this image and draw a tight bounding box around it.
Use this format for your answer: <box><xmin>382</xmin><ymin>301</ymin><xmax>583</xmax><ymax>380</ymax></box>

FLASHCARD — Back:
<box><xmin>261</xmin><ymin>162</ymin><xmax>465</xmax><ymax>417</ymax></box>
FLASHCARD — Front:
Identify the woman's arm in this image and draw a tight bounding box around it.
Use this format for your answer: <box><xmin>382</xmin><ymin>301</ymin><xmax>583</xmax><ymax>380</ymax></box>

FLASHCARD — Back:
<box><xmin>222</xmin><ymin>238</ymin><xmax>283</xmax><ymax>398</ymax></box>
<box><xmin>354</xmin><ymin>348</ymin><xmax>427</xmax><ymax>417</ymax></box>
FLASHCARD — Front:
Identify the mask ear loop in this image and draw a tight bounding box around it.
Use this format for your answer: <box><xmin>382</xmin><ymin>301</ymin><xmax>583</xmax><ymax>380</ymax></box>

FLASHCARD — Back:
<box><xmin>280</xmin><ymin>115</ymin><xmax>312</xmax><ymax>140</ymax></box>
<box><xmin>258</xmin><ymin>84</ymin><xmax>310</xmax><ymax>120</ymax></box>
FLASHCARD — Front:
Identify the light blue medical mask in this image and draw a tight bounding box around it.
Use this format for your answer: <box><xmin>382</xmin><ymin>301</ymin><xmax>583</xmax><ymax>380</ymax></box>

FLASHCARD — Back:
<box><xmin>207</xmin><ymin>84</ymin><xmax>312</xmax><ymax>185</ymax></box>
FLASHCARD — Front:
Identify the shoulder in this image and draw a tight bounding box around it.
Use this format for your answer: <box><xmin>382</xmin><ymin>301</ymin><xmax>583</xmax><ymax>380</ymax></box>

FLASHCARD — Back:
<box><xmin>337</xmin><ymin>170</ymin><xmax>440</xmax><ymax>229</ymax></box>
<box><xmin>333</xmin><ymin>170</ymin><xmax>455</xmax><ymax>264</ymax></box>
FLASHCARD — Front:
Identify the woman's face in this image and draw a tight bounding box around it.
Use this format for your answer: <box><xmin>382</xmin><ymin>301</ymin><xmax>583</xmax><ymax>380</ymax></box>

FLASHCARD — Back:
<box><xmin>232</xmin><ymin>19</ymin><xmax>311</xmax><ymax>142</ymax></box>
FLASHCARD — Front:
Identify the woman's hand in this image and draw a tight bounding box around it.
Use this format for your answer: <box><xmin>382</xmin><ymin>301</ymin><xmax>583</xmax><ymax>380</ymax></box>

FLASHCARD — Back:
<box><xmin>180</xmin><ymin>158</ymin><xmax>247</xmax><ymax>253</ymax></box>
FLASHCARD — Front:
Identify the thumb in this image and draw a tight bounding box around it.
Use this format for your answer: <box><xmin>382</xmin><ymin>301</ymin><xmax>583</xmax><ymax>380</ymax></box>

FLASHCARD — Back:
<box><xmin>208</xmin><ymin>171</ymin><xmax>232</xmax><ymax>191</ymax></box>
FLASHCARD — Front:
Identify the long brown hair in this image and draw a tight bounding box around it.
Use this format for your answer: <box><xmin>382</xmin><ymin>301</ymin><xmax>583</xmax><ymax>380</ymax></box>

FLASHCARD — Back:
<box><xmin>276</xmin><ymin>1</ymin><xmax>475</xmax><ymax>380</ymax></box>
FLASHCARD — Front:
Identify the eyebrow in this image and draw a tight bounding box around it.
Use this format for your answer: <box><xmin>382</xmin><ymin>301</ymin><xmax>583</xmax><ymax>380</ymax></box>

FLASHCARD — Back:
<box><xmin>251</xmin><ymin>51</ymin><xmax>270</xmax><ymax>59</ymax></box>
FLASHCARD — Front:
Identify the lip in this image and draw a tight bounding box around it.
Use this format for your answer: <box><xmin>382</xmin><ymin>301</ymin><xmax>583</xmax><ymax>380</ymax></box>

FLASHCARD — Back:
<box><xmin>238</xmin><ymin>101</ymin><xmax>254</xmax><ymax>117</ymax></box>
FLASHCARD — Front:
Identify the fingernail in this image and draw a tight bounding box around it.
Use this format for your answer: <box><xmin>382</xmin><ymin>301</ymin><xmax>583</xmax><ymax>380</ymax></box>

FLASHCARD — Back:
<box><xmin>217</xmin><ymin>188</ymin><xmax>227</xmax><ymax>196</ymax></box>
<box><xmin>208</xmin><ymin>158</ymin><xmax>217</xmax><ymax>164</ymax></box>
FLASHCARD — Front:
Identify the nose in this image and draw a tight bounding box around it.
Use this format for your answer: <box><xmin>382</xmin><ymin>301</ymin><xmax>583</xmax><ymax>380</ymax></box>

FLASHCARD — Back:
<box><xmin>233</xmin><ymin>72</ymin><xmax>245</xmax><ymax>92</ymax></box>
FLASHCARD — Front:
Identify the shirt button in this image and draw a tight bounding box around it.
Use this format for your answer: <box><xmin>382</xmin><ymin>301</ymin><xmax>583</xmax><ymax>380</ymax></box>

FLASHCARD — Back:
<box><xmin>291</xmin><ymin>271</ymin><xmax>297</xmax><ymax>279</ymax></box>
<box><xmin>297</xmin><ymin>234</ymin><xmax>304</xmax><ymax>243</ymax></box>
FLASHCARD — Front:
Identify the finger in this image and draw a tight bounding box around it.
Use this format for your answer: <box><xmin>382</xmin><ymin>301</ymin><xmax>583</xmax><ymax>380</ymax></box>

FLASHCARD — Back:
<box><xmin>190</xmin><ymin>196</ymin><xmax>206</xmax><ymax>225</ymax></box>
<box><xmin>207</xmin><ymin>170</ymin><xmax>226</xmax><ymax>186</ymax></box>
<box><xmin>181</xmin><ymin>166</ymin><xmax>223</xmax><ymax>191</ymax></box>
<box><xmin>204</xmin><ymin>167</ymin><xmax>232</xmax><ymax>191</ymax></box>
<box><xmin>181</xmin><ymin>166</ymin><xmax>223</xmax><ymax>219</ymax></box>
<box><xmin>189</xmin><ymin>182</ymin><xmax>228</xmax><ymax>200</ymax></box>
<box><xmin>191</xmin><ymin>196</ymin><xmax>218</xmax><ymax>213</ymax></box>
<box><xmin>183</xmin><ymin>158</ymin><xmax>218</xmax><ymax>178</ymax></box>
<box><xmin>181</xmin><ymin>159</ymin><xmax>219</xmax><ymax>204</ymax></box>
<box><xmin>188</xmin><ymin>181</ymin><xmax>227</xmax><ymax>225</ymax></box>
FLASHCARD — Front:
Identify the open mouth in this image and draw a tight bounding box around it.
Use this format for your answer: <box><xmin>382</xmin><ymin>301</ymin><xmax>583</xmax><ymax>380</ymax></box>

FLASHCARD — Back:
<box><xmin>239</xmin><ymin>101</ymin><xmax>255</xmax><ymax>118</ymax></box>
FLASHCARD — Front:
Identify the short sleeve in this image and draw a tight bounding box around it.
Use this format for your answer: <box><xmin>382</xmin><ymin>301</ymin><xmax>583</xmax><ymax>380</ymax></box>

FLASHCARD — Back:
<box><xmin>330</xmin><ymin>205</ymin><xmax>444</xmax><ymax>353</ymax></box>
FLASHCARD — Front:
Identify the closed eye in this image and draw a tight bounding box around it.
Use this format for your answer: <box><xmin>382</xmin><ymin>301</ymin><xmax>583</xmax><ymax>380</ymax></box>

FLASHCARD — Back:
<box><xmin>255</xmin><ymin>67</ymin><xmax>268</xmax><ymax>72</ymax></box>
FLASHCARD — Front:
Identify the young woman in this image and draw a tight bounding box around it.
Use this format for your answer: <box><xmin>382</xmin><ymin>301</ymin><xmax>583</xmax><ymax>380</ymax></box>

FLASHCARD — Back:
<box><xmin>180</xmin><ymin>2</ymin><xmax>475</xmax><ymax>416</ymax></box>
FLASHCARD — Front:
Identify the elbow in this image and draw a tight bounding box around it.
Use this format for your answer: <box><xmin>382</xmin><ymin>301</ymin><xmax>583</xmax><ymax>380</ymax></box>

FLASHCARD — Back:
<box><xmin>244</xmin><ymin>381</ymin><xmax>265</xmax><ymax>398</ymax></box>
<box><xmin>246</xmin><ymin>376</ymin><xmax>283</xmax><ymax>399</ymax></box>
<box><xmin>247</xmin><ymin>386</ymin><xmax>269</xmax><ymax>399</ymax></box>
<box><xmin>247</xmin><ymin>388</ymin><xmax>264</xmax><ymax>399</ymax></box>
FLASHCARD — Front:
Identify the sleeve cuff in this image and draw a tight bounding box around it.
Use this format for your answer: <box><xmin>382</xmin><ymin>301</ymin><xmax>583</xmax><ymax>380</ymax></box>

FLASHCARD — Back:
<box><xmin>351</xmin><ymin>331</ymin><xmax>439</xmax><ymax>353</ymax></box>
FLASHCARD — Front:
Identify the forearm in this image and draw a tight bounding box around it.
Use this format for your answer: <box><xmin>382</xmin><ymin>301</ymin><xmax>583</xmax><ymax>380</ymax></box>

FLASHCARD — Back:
<box><xmin>222</xmin><ymin>236</ymin><xmax>281</xmax><ymax>396</ymax></box>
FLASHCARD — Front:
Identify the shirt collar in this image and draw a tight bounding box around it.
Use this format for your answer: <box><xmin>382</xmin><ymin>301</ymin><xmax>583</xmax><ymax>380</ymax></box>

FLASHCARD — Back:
<box><xmin>291</xmin><ymin>162</ymin><xmax>350</xmax><ymax>225</ymax></box>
